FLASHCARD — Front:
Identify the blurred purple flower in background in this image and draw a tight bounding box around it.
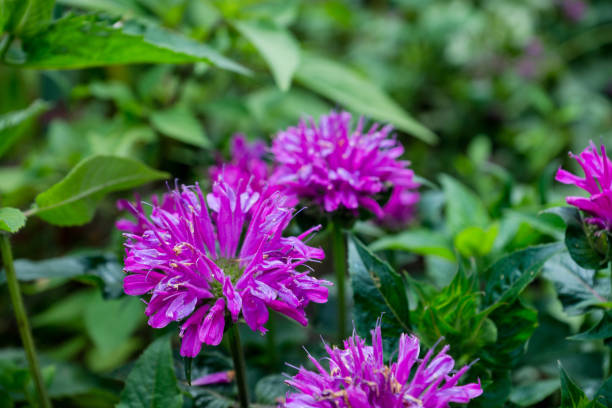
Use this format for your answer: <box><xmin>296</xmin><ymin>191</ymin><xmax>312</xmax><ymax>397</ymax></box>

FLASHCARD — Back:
<box><xmin>117</xmin><ymin>179</ymin><xmax>329</xmax><ymax>357</ymax></box>
<box><xmin>556</xmin><ymin>141</ymin><xmax>612</xmax><ymax>230</ymax></box>
<box><xmin>280</xmin><ymin>323</ymin><xmax>482</xmax><ymax>408</ymax></box>
<box><xmin>270</xmin><ymin>111</ymin><xmax>419</xmax><ymax>220</ymax></box>
<box><xmin>559</xmin><ymin>0</ymin><xmax>587</xmax><ymax>22</ymax></box>
<box><xmin>209</xmin><ymin>133</ymin><xmax>270</xmax><ymax>193</ymax></box>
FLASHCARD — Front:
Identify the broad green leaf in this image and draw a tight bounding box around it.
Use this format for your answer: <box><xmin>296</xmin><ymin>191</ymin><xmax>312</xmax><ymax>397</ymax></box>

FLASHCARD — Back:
<box><xmin>255</xmin><ymin>375</ymin><xmax>288</xmax><ymax>404</ymax></box>
<box><xmin>31</xmin><ymin>155</ymin><xmax>168</xmax><ymax>226</ymax></box>
<box><xmin>542</xmin><ymin>252</ymin><xmax>610</xmax><ymax>316</ymax></box>
<box><xmin>57</xmin><ymin>0</ymin><xmax>146</xmax><ymax>16</ymax></box>
<box><xmin>150</xmin><ymin>105</ymin><xmax>210</xmax><ymax>148</ymax></box>
<box><xmin>234</xmin><ymin>19</ymin><xmax>300</xmax><ymax>91</ymax></box>
<box><xmin>0</xmin><ymin>253</ymin><xmax>125</xmax><ymax>298</ymax></box>
<box><xmin>569</xmin><ymin>310</ymin><xmax>612</xmax><ymax>341</ymax></box>
<box><xmin>440</xmin><ymin>175</ymin><xmax>489</xmax><ymax>236</ymax></box>
<box><xmin>594</xmin><ymin>376</ymin><xmax>612</xmax><ymax>407</ymax></box>
<box><xmin>565</xmin><ymin>221</ymin><xmax>608</xmax><ymax>270</ymax></box>
<box><xmin>0</xmin><ymin>207</ymin><xmax>25</xmax><ymax>233</ymax></box>
<box><xmin>0</xmin><ymin>100</ymin><xmax>49</xmax><ymax>158</ymax></box>
<box><xmin>348</xmin><ymin>234</ymin><xmax>410</xmax><ymax>349</ymax></box>
<box><xmin>369</xmin><ymin>228</ymin><xmax>455</xmax><ymax>261</ymax></box>
<box><xmin>506</xmin><ymin>209</ymin><xmax>565</xmax><ymax>240</ymax></box>
<box><xmin>484</xmin><ymin>242</ymin><xmax>564</xmax><ymax>308</ymax></box>
<box><xmin>295</xmin><ymin>53</ymin><xmax>436</xmax><ymax>143</ymax></box>
<box><xmin>509</xmin><ymin>379</ymin><xmax>560</xmax><ymax>407</ymax></box>
<box><xmin>11</xmin><ymin>0</ymin><xmax>55</xmax><ymax>37</ymax></box>
<box><xmin>559</xmin><ymin>363</ymin><xmax>598</xmax><ymax>408</ymax></box>
<box><xmin>117</xmin><ymin>336</ymin><xmax>183</xmax><ymax>408</ymax></box>
<box><xmin>16</xmin><ymin>14</ymin><xmax>249</xmax><ymax>74</ymax></box>
<box><xmin>0</xmin><ymin>0</ymin><xmax>21</xmax><ymax>33</ymax></box>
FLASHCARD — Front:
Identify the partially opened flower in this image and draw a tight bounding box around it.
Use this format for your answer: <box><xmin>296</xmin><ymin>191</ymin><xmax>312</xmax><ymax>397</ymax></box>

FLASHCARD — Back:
<box><xmin>280</xmin><ymin>323</ymin><xmax>482</xmax><ymax>408</ymax></box>
<box><xmin>556</xmin><ymin>142</ymin><xmax>612</xmax><ymax>230</ymax></box>
<box><xmin>118</xmin><ymin>179</ymin><xmax>329</xmax><ymax>357</ymax></box>
<box><xmin>380</xmin><ymin>185</ymin><xmax>420</xmax><ymax>228</ymax></box>
<box><xmin>209</xmin><ymin>134</ymin><xmax>270</xmax><ymax>193</ymax></box>
<box><xmin>270</xmin><ymin>111</ymin><xmax>418</xmax><ymax>219</ymax></box>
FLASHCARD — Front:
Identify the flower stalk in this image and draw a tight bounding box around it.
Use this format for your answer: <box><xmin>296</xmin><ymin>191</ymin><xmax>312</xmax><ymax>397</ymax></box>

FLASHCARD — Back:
<box><xmin>0</xmin><ymin>233</ymin><xmax>52</xmax><ymax>408</ymax></box>
<box><xmin>331</xmin><ymin>221</ymin><xmax>347</xmax><ymax>341</ymax></box>
<box><xmin>228</xmin><ymin>324</ymin><xmax>249</xmax><ymax>408</ymax></box>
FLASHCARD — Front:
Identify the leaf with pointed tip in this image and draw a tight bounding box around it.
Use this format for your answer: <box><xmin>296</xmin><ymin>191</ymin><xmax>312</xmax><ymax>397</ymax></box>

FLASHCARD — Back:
<box><xmin>295</xmin><ymin>53</ymin><xmax>436</xmax><ymax>143</ymax></box>
<box><xmin>234</xmin><ymin>19</ymin><xmax>299</xmax><ymax>91</ymax></box>
<box><xmin>16</xmin><ymin>14</ymin><xmax>249</xmax><ymax>74</ymax></box>
<box><xmin>569</xmin><ymin>310</ymin><xmax>612</xmax><ymax>341</ymax></box>
<box><xmin>348</xmin><ymin>234</ymin><xmax>410</xmax><ymax>350</ymax></box>
<box><xmin>0</xmin><ymin>208</ymin><xmax>26</xmax><ymax>233</ymax></box>
<box><xmin>484</xmin><ymin>243</ymin><xmax>564</xmax><ymax>308</ymax></box>
<box><xmin>31</xmin><ymin>155</ymin><xmax>168</xmax><ymax>226</ymax></box>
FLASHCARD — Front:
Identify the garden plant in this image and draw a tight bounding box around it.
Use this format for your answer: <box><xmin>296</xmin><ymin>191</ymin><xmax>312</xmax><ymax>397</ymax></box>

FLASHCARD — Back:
<box><xmin>1</xmin><ymin>0</ymin><xmax>612</xmax><ymax>407</ymax></box>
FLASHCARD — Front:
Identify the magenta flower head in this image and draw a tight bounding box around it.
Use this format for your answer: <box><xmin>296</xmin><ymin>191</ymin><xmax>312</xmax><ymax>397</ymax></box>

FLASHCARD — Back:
<box><xmin>209</xmin><ymin>133</ymin><xmax>270</xmax><ymax>193</ymax></box>
<box><xmin>117</xmin><ymin>179</ymin><xmax>329</xmax><ymax>357</ymax></box>
<box><xmin>270</xmin><ymin>111</ymin><xmax>419</xmax><ymax>220</ymax></box>
<box><xmin>556</xmin><ymin>142</ymin><xmax>612</xmax><ymax>230</ymax></box>
<box><xmin>280</xmin><ymin>324</ymin><xmax>482</xmax><ymax>408</ymax></box>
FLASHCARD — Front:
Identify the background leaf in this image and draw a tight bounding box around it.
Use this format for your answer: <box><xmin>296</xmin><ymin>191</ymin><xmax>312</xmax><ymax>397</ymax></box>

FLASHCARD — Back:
<box><xmin>369</xmin><ymin>228</ymin><xmax>455</xmax><ymax>260</ymax></box>
<box><xmin>11</xmin><ymin>0</ymin><xmax>56</xmax><ymax>36</ymax></box>
<box><xmin>295</xmin><ymin>53</ymin><xmax>436</xmax><ymax>143</ymax></box>
<box><xmin>150</xmin><ymin>105</ymin><xmax>210</xmax><ymax>148</ymax></box>
<box><xmin>31</xmin><ymin>155</ymin><xmax>168</xmax><ymax>226</ymax></box>
<box><xmin>16</xmin><ymin>14</ymin><xmax>249</xmax><ymax>73</ymax></box>
<box><xmin>0</xmin><ymin>100</ymin><xmax>48</xmax><ymax>158</ymax></box>
<box><xmin>440</xmin><ymin>175</ymin><xmax>489</xmax><ymax>236</ymax></box>
<box><xmin>348</xmin><ymin>234</ymin><xmax>410</xmax><ymax>350</ymax></box>
<box><xmin>0</xmin><ymin>207</ymin><xmax>25</xmax><ymax>233</ymax></box>
<box><xmin>117</xmin><ymin>336</ymin><xmax>183</xmax><ymax>408</ymax></box>
<box><xmin>234</xmin><ymin>19</ymin><xmax>300</xmax><ymax>91</ymax></box>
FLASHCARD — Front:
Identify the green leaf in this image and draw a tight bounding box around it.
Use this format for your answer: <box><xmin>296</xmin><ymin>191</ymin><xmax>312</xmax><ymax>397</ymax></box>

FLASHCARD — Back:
<box><xmin>11</xmin><ymin>0</ymin><xmax>56</xmax><ymax>37</ymax></box>
<box><xmin>559</xmin><ymin>363</ymin><xmax>589</xmax><ymax>408</ymax></box>
<box><xmin>569</xmin><ymin>310</ymin><xmax>612</xmax><ymax>341</ymax></box>
<box><xmin>0</xmin><ymin>100</ymin><xmax>49</xmax><ymax>158</ymax></box>
<box><xmin>234</xmin><ymin>19</ymin><xmax>300</xmax><ymax>91</ymax></box>
<box><xmin>594</xmin><ymin>376</ymin><xmax>612</xmax><ymax>407</ymax></box>
<box><xmin>454</xmin><ymin>224</ymin><xmax>498</xmax><ymax>257</ymax></box>
<box><xmin>84</xmin><ymin>293</ymin><xmax>144</xmax><ymax>356</ymax></box>
<box><xmin>440</xmin><ymin>175</ymin><xmax>489</xmax><ymax>236</ymax></box>
<box><xmin>117</xmin><ymin>336</ymin><xmax>183</xmax><ymax>408</ymax></box>
<box><xmin>150</xmin><ymin>105</ymin><xmax>209</xmax><ymax>148</ymax></box>
<box><xmin>295</xmin><ymin>53</ymin><xmax>436</xmax><ymax>143</ymax></box>
<box><xmin>369</xmin><ymin>228</ymin><xmax>455</xmax><ymax>261</ymax></box>
<box><xmin>348</xmin><ymin>234</ymin><xmax>410</xmax><ymax>349</ymax></box>
<box><xmin>565</xmin><ymin>222</ymin><xmax>608</xmax><ymax>270</ymax></box>
<box><xmin>0</xmin><ymin>0</ymin><xmax>21</xmax><ymax>32</ymax></box>
<box><xmin>31</xmin><ymin>155</ymin><xmax>168</xmax><ymax>226</ymax></box>
<box><xmin>0</xmin><ymin>208</ymin><xmax>25</xmax><ymax>233</ymax></box>
<box><xmin>16</xmin><ymin>14</ymin><xmax>249</xmax><ymax>74</ymax></box>
<box><xmin>254</xmin><ymin>375</ymin><xmax>288</xmax><ymax>404</ymax></box>
<box><xmin>484</xmin><ymin>243</ymin><xmax>564</xmax><ymax>308</ymax></box>
<box><xmin>542</xmin><ymin>252</ymin><xmax>610</xmax><ymax>316</ymax></box>
<box><xmin>0</xmin><ymin>253</ymin><xmax>124</xmax><ymax>298</ymax></box>
<box><xmin>509</xmin><ymin>379</ymin><xmax>560</xmax><ymax>407</ymax></box>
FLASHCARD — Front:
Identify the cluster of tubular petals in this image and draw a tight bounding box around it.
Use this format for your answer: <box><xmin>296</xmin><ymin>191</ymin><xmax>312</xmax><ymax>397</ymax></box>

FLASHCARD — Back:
<box><xmin>556</xmin><ymin>141</ymin><xmax>612</xmax><ymax>230</ymax></box>
<box><xmin>117</xmin><ymin>178</ymin><xmax>329</xmax><ymax>357</ymax></box>
<box><xmin>280</xmin><ymin>324</ymin><xmax>483</xmax><ymax>408</ymax></box>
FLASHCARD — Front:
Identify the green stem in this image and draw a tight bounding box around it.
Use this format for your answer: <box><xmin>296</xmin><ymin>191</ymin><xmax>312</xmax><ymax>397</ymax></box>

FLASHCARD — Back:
<box><xmin>332</xmin><ymin>221</ymin><xmax>347</xmax><ymax>341</ymax></box>
<box><xmin>0</xmin><ymin>234</ymin><xmax>52</xmax><ymax>408</ymax></box>
<box><xmin>228</xmin><ymin>324</ymin><xmax>249</xmax><ymax>408</ymax></box>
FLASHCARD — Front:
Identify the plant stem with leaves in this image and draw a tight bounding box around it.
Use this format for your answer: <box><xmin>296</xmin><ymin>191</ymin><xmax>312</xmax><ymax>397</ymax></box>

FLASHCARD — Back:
<box><xmin>332</xmin><ymin>221</ymin><xmax>347</xmax><ymax>341</ymax></box>
<box><xmin>228</xmin><ymin>323</ymin><xmax>249</xmax><ymax>408</ymax></box>
<box><xmin>0</xmin><ymin>233</ymin><xmax>52</xmax><ymax>408</ymax></box>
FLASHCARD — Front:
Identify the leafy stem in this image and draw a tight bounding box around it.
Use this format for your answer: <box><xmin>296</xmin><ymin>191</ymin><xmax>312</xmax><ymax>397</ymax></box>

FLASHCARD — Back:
<box><xmin>0</xmin><ymin>233</ymin><xmax>52</xmax><ymax>408</ymax></box>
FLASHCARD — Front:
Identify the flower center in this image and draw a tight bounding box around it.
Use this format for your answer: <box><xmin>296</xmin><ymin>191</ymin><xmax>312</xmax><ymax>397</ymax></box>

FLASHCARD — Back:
<box><xmin>209</xmin><ymin>258</ymin><xmax>243</xmax><ymax>298</ymax></box>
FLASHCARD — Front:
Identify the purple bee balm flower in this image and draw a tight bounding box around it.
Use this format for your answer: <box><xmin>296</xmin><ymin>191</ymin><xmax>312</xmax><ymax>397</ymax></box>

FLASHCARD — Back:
<box><xmin>270</xmin><ymin>111</ymin><xmax>418</xmax><ymax>219</ymax></box>
<box><xmin>210</xmin><ymin>134</ymin><xmax>270</xmax><ymax>193</ymax></box>
<box><xmin>280</xmin><ymin>324</ymin><xmax>482</xmax><ymax>408</ymax></box>
<box><xmin>118</xmin><ymin>179</ymin><xmax>329</xmax><ymax>357</ymax></box>
<box><xmin>192</xmin><ymin>370</ymin><xmax>235</xmax><ymax>386</ymax></box>
<box><xmin>556</xmin><ymin>142</ymin><xmax>612</xmax><ymax>230</ymax></box>
<box><xmin>380</xmin><ymin>185</ymin><xmax>420</xmax><ymax>228</ymax></box>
